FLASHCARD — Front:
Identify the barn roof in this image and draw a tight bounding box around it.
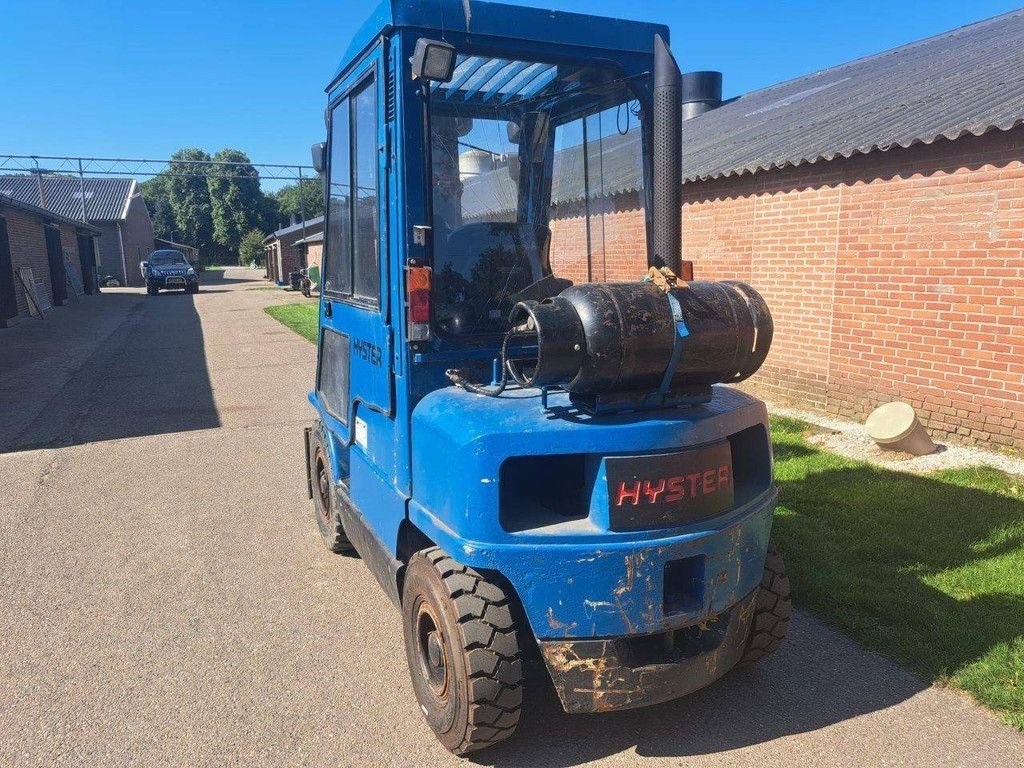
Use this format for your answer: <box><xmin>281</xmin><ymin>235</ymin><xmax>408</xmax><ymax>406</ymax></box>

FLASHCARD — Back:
<box><xmin>459</xmin><ymin>8</ymin><xmax>1024</xmax><ymax>217</ymax></box>
<box><xmin>264</xmin><ymin>216</ymin><xmax>325</xmax><ymax>243</ymax></box>
<box><xmin>0</xmin><ymin>192</ymin><xmax>102</xmax><ymax>234</ymax></box>
<box><xmin>0</xmin><ymin>175</ymin><xmax>137</xmax><ymax>221</ymax></box>
<box><xmin>680</xmin><ymin>8</ymin><xmax>1024</xmax><ymax>181</ymax></box>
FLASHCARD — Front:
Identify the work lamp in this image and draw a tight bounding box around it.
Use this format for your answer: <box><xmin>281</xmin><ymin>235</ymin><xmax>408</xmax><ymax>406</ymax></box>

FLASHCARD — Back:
<box><xmin>410</xmin><ymin>38</ymin><xmax>456</xmax><ymax>83</ymax></box>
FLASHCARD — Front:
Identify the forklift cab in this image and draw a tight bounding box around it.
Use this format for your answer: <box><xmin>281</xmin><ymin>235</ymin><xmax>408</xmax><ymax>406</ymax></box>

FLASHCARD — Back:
<box><xmin>308</xmin><ymin>0</ymin><xmax>663</xmax><ymax>587</ymax></box>
<box><xmin>306</xmin><ymin>0</ymin><xmax>786</xmax><ymax>755</ymax></box>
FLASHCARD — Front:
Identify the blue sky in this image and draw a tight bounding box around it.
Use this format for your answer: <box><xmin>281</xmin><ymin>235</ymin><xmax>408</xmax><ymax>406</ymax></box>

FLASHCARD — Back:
<box><xmin>2</xmin><ymin>0</ymin><xmax>1020</xmax><ymax>190</ymax></box>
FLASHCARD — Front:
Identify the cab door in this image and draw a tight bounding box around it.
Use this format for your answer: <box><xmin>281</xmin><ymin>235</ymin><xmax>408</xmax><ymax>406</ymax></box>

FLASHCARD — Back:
<box><xmin>315</xmin><ymin>42</ymin><xmax>402</xmax><ymax>558</ymax></box>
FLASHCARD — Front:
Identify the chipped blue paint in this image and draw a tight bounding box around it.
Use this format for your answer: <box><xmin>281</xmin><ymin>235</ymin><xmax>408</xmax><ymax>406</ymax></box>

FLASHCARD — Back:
<box><xmin>409</xmin><ymin>386</ymin><xmax>775</xmax><ymax>639</ymax></box>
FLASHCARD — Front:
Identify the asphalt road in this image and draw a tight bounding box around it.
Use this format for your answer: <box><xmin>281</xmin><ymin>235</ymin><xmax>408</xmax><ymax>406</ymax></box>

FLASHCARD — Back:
<box><xmin>1</xmin><ymin>269</ymin><xmax>1022</xmax><ymax>767</ymax></box>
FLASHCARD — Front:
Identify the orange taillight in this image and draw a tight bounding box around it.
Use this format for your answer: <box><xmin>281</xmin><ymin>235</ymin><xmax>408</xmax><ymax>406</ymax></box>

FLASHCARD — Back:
<box><xmin>406</xmin><ymin>265</ymin><xmax>432</xmax><ymax>338</ymax></box>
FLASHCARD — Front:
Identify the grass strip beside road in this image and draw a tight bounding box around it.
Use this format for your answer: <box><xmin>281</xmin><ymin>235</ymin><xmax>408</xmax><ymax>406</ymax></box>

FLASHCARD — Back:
<box><xmin>264</xmin><ymin>303</ymin><xmax>318</xmax><ymax>343</ymax></box>
<box><xmin>261</xmin><ymin>300</ymin><xmax>1024</xmax><ymax>729</ymax></box>
<box><xmin>771</xmin><ymin>416</ymin><xmax>1023</xmax><ymax>730</ymax></box>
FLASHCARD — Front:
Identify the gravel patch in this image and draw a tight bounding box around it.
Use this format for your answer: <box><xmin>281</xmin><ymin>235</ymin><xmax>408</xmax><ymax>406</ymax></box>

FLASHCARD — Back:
<box><xmin>768</xmin><ymin>403</ymin><xmax>1024</xmax><ymax>478</ymax></box>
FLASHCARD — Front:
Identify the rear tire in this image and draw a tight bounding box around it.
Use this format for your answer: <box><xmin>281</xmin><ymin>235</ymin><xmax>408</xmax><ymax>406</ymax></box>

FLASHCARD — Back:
<box><xmin>309</xmin><ymin>423</ymin><xmax>354</xmax><ymax>554</ymax></box>
<box><xmin>738</xmin><ymin>541</ymin><xmax>791</xmax><ymax>666</ymax></box>
<box><xmin>402</xmin><ymin>547</ymin><xmax>524</xmax><ymax>755</ymax></box>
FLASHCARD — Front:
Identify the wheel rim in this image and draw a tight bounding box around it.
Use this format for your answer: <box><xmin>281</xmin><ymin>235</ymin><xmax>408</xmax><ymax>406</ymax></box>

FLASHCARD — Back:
<box><xmin>415</xmin><ymin>600</ymin><xmax>449</xmax><ymax>699</ymax></box>
<box><xmin>314</xmin><ymin>448</ymin><xmax>331</xmax><ymax>524</ymax></box>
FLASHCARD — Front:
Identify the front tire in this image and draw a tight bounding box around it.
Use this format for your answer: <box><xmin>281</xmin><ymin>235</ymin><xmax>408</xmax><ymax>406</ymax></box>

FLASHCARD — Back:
<box><xmin>402</xmin><ymin>548</ymin><xmax>524</xmax><ymax>755</ymax></box>
<box><xmin>738</xmin><ymin>541</ymin><xmax>791</xmax><ymax>666</ymax></box>
<box><xmin>146</xmin><ymin>283</ymin><xmax>158</xmax><ymax>296</ymax></box>
<box><xmin>309</xmin><ymin>423</ymin><xmax>354</xmax><ymax>554</ymax></box>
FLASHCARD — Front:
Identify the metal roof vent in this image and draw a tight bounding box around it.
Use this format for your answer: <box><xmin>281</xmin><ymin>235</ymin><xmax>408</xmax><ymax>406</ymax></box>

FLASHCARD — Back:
<box><xmin>681</xmin><ymin>71</ymin><xmax>723</xmax><ymax>120</ymax></box>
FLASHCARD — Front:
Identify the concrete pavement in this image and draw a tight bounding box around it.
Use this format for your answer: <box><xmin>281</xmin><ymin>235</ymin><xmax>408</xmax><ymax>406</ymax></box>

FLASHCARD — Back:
<box><xmin>1</xmin><ymin>269</ymin><xmax>1022</xmax><ymax>767</ymax></box>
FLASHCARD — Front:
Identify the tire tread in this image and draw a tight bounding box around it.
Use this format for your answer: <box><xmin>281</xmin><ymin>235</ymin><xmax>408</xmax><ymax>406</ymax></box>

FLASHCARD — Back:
<box><xmin>738</xmin><ymin>541</ymin><xmax>791</xmax><ymax>666</ymax></box>
<box><xmin>419</xmin><ymin>547</ymin><xmax>523</xmax><ymax>754</ymax></box>
<box><xmin>311</xmin><ymin>422</ymin><xmax>355</xmax><ymax>555</ymax></box>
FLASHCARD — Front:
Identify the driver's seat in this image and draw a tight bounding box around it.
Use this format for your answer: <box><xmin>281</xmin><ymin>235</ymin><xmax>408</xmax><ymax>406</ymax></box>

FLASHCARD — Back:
<box><xmin>434</xmin><ymin>222</ymin><xmax>552</xmax><ymax>336</ymax></box>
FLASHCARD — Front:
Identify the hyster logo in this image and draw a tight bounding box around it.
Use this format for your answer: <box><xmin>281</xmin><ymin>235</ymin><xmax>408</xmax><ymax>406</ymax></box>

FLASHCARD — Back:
<box><xmin>352</xmin><ymin>338</ymin><xmax>383</xmax><ymax>367</ymax></box>
<box><xmin>614</xmin><ymin>465</ymin><xmax>731</xmax><ymax>507</ymax></box>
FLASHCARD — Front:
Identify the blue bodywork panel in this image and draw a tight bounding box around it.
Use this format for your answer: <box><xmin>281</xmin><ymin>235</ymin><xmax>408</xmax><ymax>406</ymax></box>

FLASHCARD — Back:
<box><xmin>408</xmin><ymin>385</ymin><xmax>775</xmax><ymax>639</ymax></box>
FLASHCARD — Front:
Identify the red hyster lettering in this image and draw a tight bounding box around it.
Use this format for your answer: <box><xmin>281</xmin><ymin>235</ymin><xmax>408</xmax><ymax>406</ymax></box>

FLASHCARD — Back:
<box><xmin>614</xmin><ymin>465</ymin><xmax>731</xmax><ymax>507</ymax></box>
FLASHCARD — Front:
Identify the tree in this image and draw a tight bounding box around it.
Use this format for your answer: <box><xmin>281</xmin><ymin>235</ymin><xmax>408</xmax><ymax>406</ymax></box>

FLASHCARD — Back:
<box><xmin>167</xmin><ymin>148</ymin><xmax>215</xmax><ymax>257</ymax></box>
<box><xmin>136</xmin><ymin>147</ymin><xmax>301</xmax><ymax>263</ymax></box>
<box><xmin>141</xmin><ymin>175</ymin><xmax>176</xmax><ymax>241</ymax></box>
<box><xmin>273</xmin><ymin>178</ymin><xmax>325</xmax><ymax>222</ymax></box>
<box><xmin>239</xmin><ymin>229</ymin><xmax>265</xmax><ymax>267</ymax></box>
<box><xmin>207</xmin><ymin>149</ymin><xmax>265</xmax><ymax>259</ymax></box>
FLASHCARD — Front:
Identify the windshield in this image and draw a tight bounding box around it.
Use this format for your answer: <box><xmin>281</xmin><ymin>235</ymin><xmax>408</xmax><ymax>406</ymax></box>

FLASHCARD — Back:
<box><xmin>150</xmin><ymin>251</ymin><xmax>188</xmax><ymax>266</ymax></box>
<box><xmin>429</xmin><ymin>54</ymin><xmax>649</xmax><ymax>338</ymax></box>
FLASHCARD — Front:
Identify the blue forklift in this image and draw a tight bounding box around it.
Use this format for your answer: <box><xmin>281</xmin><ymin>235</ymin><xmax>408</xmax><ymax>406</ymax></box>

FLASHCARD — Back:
<box><xmin>304</xmin><ymin>0</ymin><xmax>789</xmax><ymax>753</ymax></box>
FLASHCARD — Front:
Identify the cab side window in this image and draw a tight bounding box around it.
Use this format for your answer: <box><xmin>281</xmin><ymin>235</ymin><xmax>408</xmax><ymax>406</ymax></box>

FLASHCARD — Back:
<box><xmin>352</xmin><ymin>80</ymin><xmax>379</xmax><ymax>302</ymax></box>
<box><xmin>324</xmin><ymin>74</ymin><xmax>379</xmax><ymax>305</ymax></box>
<box><xmin>325</xmin><ymin>97</ymin><xmax>352</xmax><ymax>295</ymax></box>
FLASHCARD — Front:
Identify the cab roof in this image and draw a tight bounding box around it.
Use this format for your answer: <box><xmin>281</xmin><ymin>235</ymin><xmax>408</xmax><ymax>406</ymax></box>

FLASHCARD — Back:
<box><xmin>332</xmin><ymin>0</ymin><xmax>668</xmax><ymax>88</ymax></box>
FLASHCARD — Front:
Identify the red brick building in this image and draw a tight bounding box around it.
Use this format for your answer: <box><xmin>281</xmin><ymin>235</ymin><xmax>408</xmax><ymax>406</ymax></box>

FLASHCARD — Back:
<box><xmin>0</xmin><ymin>193</ymin><xmax>101</xmax><ymax>325</ymax></box>
<box><xmin>546</xmin><ymin>10</ymin><xmax>1024</xmax><ymax>450</ymax></box>
<box><xmin>0</xmin><ymin>176</ymin><xmax>155</xmax><ymax>287</ymax></box>
<box><xmin>264</xmin><ymin>216</ymin><xmax>324</xmax><ymax>285</ymax></box>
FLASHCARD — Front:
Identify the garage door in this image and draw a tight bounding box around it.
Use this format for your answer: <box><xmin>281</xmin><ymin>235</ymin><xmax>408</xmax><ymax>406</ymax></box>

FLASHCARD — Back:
<box><xmin>0</xmin><ymin>217</ymin><xmax>16</xmax><ymax>323</ymax></box>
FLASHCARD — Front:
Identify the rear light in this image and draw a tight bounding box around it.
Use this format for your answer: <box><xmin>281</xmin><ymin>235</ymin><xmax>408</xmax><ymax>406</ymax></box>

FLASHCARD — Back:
<box><xmin>406</xmin><ymin>265</ymin><xmax>432</xmax><ymax>341</ymax></box>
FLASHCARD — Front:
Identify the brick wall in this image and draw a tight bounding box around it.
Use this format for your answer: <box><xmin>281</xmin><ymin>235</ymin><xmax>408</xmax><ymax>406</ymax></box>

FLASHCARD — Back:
<box><xmin>95</xmin><ymin>222</ymin><xmax>126</xmax><ymax>285</ymax></box>
<box><xmin>266</xmin><ymin>223</ymin><xmax>324</xmax><ymax>284</ymax></box>
<box><xmin>0</xmin><ymin>207</ymin><xmax>87</xmax><ymax>318</ymax></box>
<box><xmin>306</xmin><ymin>242</ymin><xmax>323</xmax><ymax>276</ymax></box>
<box><xmin>550</xmin><ymin>127</ymin><xmax>1024</xmax><ymax>450</ymax></box>
<box><xmin>3</xmin><ymin>207</ymin><xmax>52</xmax><ymax>316</ymax></box>
<box><xmin>550</xmin><ymin>193</ymin><xmax>648</xmax><ymax>284</ymax></box>
<box><xmin>121</xmin><ymin>192</ymin><xmax>156</xmax><ymax>287</ymax></box>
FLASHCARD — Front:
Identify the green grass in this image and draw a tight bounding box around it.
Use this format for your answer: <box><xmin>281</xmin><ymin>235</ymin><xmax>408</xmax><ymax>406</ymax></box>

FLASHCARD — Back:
<box><xmin>771</xmin><ymin>415</ymin><xmax>1024</xmax><ymax>729</ymax></box>
<box><xmin>264</xmin><ymin>303</ymin><xmax>318</xmax><ymax>343</ymax></box>
<box><xmin>258</xmin><ymin>303</ymin><xmax>1024</xmax><ymax>726</ymax></box>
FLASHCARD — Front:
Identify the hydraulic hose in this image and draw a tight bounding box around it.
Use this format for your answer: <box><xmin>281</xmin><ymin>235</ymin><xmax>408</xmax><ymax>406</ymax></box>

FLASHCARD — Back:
<box><xmin>445</xmin><ymin>326</ymin><xmax>524</xmax><ymax>397</ymax></box>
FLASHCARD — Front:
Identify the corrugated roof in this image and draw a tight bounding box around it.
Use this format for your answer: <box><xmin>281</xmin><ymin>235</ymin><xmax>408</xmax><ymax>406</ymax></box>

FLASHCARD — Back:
<box><xmin>450</xmin><ymin>9</ymin><xmax>1024</xmax><ymax>216</ymax></box>
<box><xmin>0</xmin><ymin>175</ymin><xmax>136</xmax><ymax>221</ymax></box>
<box><xmin>0</xmin><ymin>193</ymin><xmax>102</xmax><ymax>234</ymax></box>
<box><xmin>460</xmin><ymin>130</ymin><xmax>643</xmax><ymax>219</ymax></box>
<box><xmin>679</xmin><ymin>8</ymin><xmax>1024</xmax><ymax>181</ymax></box>
<box><xmin>292</xmin><ymin>231</ymin><xmax>324</xmax><ymax>246</ymax></box>
<box><xmin>266</xmin><ymin>215</ymin><xmax>325</xmax><ymax>242</ymax></box>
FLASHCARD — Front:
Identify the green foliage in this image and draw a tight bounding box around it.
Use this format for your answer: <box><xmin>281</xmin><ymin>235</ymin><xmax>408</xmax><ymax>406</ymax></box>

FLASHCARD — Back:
<box><xmin>264</xmin><ymin>303</ymin><xmax>319</xmax><ymax>343</ymax></box>
<box><xmin>239</xmin><ymin>229</ymin><xmax>266</xmax><ymax>267</ymax></box>
<box><xmin>167</xmin><ymin>148</ymin><xmax>215</xmax><ymax>255</ymax></box>
<box><xmin>141</xmin><ymin>176</ymin><xmax>176</xmax><ymax>241</ymax></box>
<box><xmin>768</xmin><ymin>416</ymin><xmax>1024</xmax><ymax>729</ymax></box>
<box><xmin>140</xmin><ymin>147</ymin><xmax>284</xmax><ymax>263</ymax></box>
<box><xmin>272</xmin><ymin>179</ymin><xmax>325</xmax><ymax>222</ymax></box>
<box><xmin>208</xmin><ymin>149</ymin><xmax>264</xmax><ymax>258</ymax></box>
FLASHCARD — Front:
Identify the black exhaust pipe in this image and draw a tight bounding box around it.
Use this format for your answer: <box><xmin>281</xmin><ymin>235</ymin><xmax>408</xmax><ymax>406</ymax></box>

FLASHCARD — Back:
<box><xmin>651</xmin><ymin>34</ymin><xmax>683</xmax><ymax>275</ymax></box>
